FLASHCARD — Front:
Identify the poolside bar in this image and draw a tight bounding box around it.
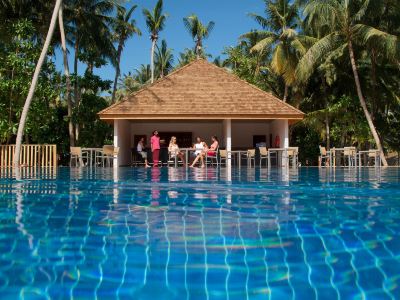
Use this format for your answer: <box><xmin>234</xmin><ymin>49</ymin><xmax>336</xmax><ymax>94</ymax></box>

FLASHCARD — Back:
<box><xmin>98</xmin><ymin>59</ymin><xmax>304</xmax><ymax>167</ymax></box>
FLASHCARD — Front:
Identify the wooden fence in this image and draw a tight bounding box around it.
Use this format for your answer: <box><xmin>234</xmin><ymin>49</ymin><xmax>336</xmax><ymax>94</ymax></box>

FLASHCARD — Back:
<box><xmin>0</xmin><ymin>144</ymin><xmax>57</xmax><ymax>168</ymax></box>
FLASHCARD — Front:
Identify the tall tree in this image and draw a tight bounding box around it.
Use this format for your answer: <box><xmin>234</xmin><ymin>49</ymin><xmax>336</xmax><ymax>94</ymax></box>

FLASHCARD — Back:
<box><xmin>243</xmin><ymin>0</ymin><xmax>312</xmax><ymax>102</ymax></box>
<box><xmin>14</xmin><ymin>0</ymin><xmax>62</xmax><ymax>167</ymax></box>
<box><xmin>63</xmin><ymin>0</ymin><xmax>115</xmax><ymax>141</ymax></box>
<box><xmin>58</xmin><ymin>3</ymin><xmax>75</xmax><ymax>147</ymax></box>
<box><xmin>143</xmin><ymin>0</ymin><xmax>167</xmax><ymax>83</ymax></box>
<box><xmin>155</xmin><ymin>39</ymin><xmax>174</xmax><ymax>77</ymax></box>
<box><xmin>183</xmin><ymin>14</ymin><xmax>215</xmax><ymax>58</ymax></box>
<box><xmin>111</xmin><ymin>4</ymin><xmax>141</xmax><ymax>103</ymax></box>
<box><xmin>296</xmin><ymin>0</ymin><xmax>389</xmax><ymax>165</ymax></box>
<box><xmin>64</xmin><ymin>0</ymin><xmax>115</xmax><ymax>106</ymax></box>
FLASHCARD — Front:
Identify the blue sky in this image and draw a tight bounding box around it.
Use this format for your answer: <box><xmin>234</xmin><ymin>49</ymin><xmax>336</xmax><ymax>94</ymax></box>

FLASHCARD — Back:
<box><xmin>55</xmin><ymin>0</ymin><xmax>266</xmax><ymax>85</ymax></box>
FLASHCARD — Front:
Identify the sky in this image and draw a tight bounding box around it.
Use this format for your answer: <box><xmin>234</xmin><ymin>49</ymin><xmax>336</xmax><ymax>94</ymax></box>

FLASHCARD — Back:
<box><xmin>55</xmin><ymin>0</ymin><xmax>266</xmax><ymax>85</ymax></box>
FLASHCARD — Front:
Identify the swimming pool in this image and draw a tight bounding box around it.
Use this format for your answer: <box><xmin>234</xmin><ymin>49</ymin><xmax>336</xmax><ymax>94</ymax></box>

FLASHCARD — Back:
<box><xmin>0</xmin><ymin>167</ymin><xmax>399</xmax><ymax>299</ymax></box>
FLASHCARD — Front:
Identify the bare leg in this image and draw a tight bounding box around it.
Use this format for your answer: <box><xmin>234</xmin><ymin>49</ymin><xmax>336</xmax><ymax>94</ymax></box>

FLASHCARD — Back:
<box><xmin>190</xmin><ymin>155</ymin><xmax>200</xmax><ymax>167</ymax></box>
<box><xmin>178</xmin><ymin>153</ymin><xmax>185</xmax><ymax>165</ymax></box>
<box><xmin>200</xmin><ymin>154</ymin><xmax>205</xmax><ymax>167</ymax></box>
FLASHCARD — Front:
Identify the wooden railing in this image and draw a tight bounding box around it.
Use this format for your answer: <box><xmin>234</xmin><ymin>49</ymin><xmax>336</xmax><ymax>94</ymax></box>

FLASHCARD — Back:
<box><xmin>0</xmin><ymin>144</ymin><xmax>57</xmax><ymax>168</ymax></box>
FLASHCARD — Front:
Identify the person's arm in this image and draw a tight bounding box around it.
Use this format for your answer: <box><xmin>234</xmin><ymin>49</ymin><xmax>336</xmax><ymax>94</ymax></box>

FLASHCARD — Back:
<box><xmin>151</xmin><ymin>138</ymin><xmax>154</xmax><ymax>152</ymax></box>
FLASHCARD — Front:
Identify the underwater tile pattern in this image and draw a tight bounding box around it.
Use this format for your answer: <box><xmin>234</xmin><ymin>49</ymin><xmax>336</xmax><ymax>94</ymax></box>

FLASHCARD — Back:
<box><xmin>0</xmin><ymin>167</ymin><xmax>400</xmax><ymax>299</ymax></box>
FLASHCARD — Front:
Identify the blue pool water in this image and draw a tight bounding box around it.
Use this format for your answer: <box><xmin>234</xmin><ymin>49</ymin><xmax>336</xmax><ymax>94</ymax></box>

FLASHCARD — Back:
<box><xmin>0</xmin><ymin>167</ymin><xmax>400</xmax><ymax>299</ymax></box>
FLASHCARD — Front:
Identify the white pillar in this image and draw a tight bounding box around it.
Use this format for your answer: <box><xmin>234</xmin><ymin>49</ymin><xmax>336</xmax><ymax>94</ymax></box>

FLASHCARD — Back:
<box><xmin>113</xmin><ymin>120</ymin><xmax>119</xmax><ymax>167</ymax></box>
<box><xmin>283</xmin><ymin>119</ymin><xmax>289</xmax><ymax>148</ymax></box>
<box><xmin>223</xmin><ymin>119</ymin><xmax>232</xmax><ymax>167</ymax></box>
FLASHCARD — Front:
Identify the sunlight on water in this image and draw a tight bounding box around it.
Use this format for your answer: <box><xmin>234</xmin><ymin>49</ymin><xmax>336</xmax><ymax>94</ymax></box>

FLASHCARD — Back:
<box><xmin>0</xmin><ymin>166</ymin><xmax>399</xmax><ymax>299</ymax></box>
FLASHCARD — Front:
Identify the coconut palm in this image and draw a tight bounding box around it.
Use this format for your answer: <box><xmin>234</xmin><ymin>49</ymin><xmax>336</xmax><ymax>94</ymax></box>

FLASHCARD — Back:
<box><xmin>183</xmin><ymin>14</ymin><xmax>215</xmax><ymax>58</ymax></box>
<box><xmin>143</xmin><ymin>0</ymin><xmax>167</xmax><ymax>83</ymax></box>
<box><xmin>58</xmin><ymin>3</ymin><xmax>74</xmax><ymax>146</ymax></box>
<box><xmin>242</xmin><ymin>0</ymin><xmax>313</xmax><ymax>102</ymax></box>
<box><xmin>14</xmin><ymin>0</ymin><xmax>62</xmax><ymax>167</ymax></box>
<box><xmin>155</xmin><ymin>39</ymin><xmax>174</xmax><ymax>77</ymax></box>
<box><xmin>177</xmin><ymin>48</ymin><xmax>197</xmax><ymax>67</ymax></box>
<box><xmin>63</xmin><ymin>0</ymin><xmax>115</xmax><ymax>104</ymax></box>
<box><xmin>134</xmin><ymin>64</ymin><xmax>152</xmax><ymax>85</ymax></box>
<box><xmin>296</xmin><ymin>0</ymin><xmax>389</xmax><ymax>166</ymax></box>
<box><xmin>111</xmin><ymin>4</ymin><xmax>141</xmax><ymax>103</ymax></box>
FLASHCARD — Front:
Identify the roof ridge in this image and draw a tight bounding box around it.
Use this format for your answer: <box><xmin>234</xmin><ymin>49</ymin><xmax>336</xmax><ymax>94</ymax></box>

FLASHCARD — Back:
<box><xmin>204</xmin><ymin>61</ymin><xmax>304</xmax><ymax>115</ymax></box>
<box><xmin>98</xmin><ymin>58</ymin><xmax>205</xmax><ymax>115</ymax></box>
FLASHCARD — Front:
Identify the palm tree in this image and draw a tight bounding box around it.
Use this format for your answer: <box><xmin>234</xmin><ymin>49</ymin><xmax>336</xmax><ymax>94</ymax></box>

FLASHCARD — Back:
<box><xmin>63</xmin><ymin>0</ymin><xmax>115</xmax><ymax>141</ymax></box>
<box><xmin>111</xmin><ymin>4</ymin><xmax>141</xmax><ymax>103</ymax></box>
<box><xmin>143</xmin><ymin>0</ymin><xmax>167</xmax><ymax>83</ymax></box>
<box><xmin>242</xmin><ymin>0</ymin><xmax>312</xmax><ymax>102</ymax></box>
<box><xmin>58</xmin><ymin>3</ymin><xmax>74</xmax><ymax>146</ymax></box>
<box><xmin>183</xmin><ymin>14</ymin><xmax>215</xmax><ymax>58</ymax></box>
<box><xmin>14</xmin><ymin>0</ymin><xmax>62</xmax><ymax>167</ymax></box>
<box><xmin>155</xmin><ymin>39</ymin><xmax>174</xmax><ymax>77</ymax></box>
<box><xmin>64</xmin><ymin>0</ymin><xmax>115</xmax><ymax>105</ymax></box>
<box><xmin>134</xmin><ymin>64</ymin><xmax>152</xmax><ymax>85</ymax></box>
<box><xmin>296</xmin><ymin>0</ymin><xmax>389</xmax><ymax>166</ymax></box>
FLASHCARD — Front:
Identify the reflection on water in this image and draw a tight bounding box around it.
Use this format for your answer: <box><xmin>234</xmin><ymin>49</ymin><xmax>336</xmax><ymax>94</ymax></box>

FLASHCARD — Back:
<box><xmin>0</xmin><ymin>167</ymin><xmax>399</xmax><ymax>299</ymax></box>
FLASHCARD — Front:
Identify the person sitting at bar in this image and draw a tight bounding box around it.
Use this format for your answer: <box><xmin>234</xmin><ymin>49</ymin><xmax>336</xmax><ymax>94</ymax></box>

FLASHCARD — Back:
<box><xmin>190</xmin><ymin>137</ymin><xmax>206</xmax><ymax>166</ymax></box>
<box><xmin>190</xmin><ymin>136</ymin><xmax>218</xmax><ymax>168</ymax></box>
<box><xmin>137</xmin><ymin>137</ymin><xmax>150</xmax><ymax>168</ymax></box>
<box><xmin>168</xmin><ymin>136</ymin><xmax>186</xmax><ymax>165</ymax></box>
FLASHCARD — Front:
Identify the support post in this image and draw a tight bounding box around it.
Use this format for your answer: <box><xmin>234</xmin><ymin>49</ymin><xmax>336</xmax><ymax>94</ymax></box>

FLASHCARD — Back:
<box><xmin>283</xmin><ymin>119</ymin><xmax>289</xmax><ymax>148</ymax></box>
<box><xmin>223</xmin><ymin>119</ymin><xmax>232</xmax><ymax>168</ymax></box>
<box><xmin>113</xmin><ymin>120</ymin><xmax>119</xmax><ymax>167</ymax></box>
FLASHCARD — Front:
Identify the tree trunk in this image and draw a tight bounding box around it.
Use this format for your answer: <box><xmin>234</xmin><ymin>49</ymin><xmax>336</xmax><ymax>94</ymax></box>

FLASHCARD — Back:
<box><xmin>322</xmin><ymin>79</ymin><xmax>330</xmax><ymax>150</ymax></box>
<box><xmin>58</xmin><ymin>5</ymin><xmax>75</xmax><ymax>147</ymax></box>
<box><xmin>150</xmin><ymin>38</ymin><xmax>156</xmax><ymax>83</ymax></box>
<box><xmin>325</xmin><ymin>114</ymin><xmax>330</xmax><ymax>150</ymax></box>
<box><xmin>73</xmin><ymin>35</ymin><xmax>80</xmax><ymax>144</ymax></box>
<box><xmin>370</xmin><ymin>48</ymin><xmax>378</xmax><ymax>119</ymax></box>
<box><xmin>111</xmin><ymin>41</ymin><xmax>123</xmax><ymax>103</ymax></box>
<box><xmin>283</xmin><ymin>84</ymin><xmax>289</xmax><ymax>102</ymax></box>
<box><xmin>196</xmin><ymin>38</ymin><xmax>201</xmax><ymax>59</ymax></box>
<box><xmin>348</xmin><ymin>39</ymin><xmax>388</xmax><ymax>166</ymax></box>
<box><xmin>13</xmin><ymin>0</ymin><xmax>63</xmax><ymax>168</ymax></box>
<box><xmin>73</xmin><ymin>37</ymin><xmax>79</xmax><ymax>107</ymax></box>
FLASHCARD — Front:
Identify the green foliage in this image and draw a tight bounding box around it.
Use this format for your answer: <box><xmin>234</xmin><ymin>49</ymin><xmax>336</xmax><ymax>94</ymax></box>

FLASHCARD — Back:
<box><xmin>1</xmin><ymin>0</ymin><xmax>399</xmax><ymax>165</ymax></box>
<box><xmin>155</xmin><ymin>39</ymin><xmax>174</xmax><ymax>77</ymax></box>
<box><xmin>291</xmin><ymin>124</ymin><xmax>320</xmax><ymax>165</ymax></box>
<box><xmin>0</xmin><ymin>20</ymin><xmax>60</xmax><ymax>144</ymax></box>
<box><xmin>183</xmin><ymin>14</ymin><xmax>215</xmax><ymax>56</ymax></box>
<box><xmin>73</xmin><ymin>72</ymin><xmax>113</xmax><ymax>147</ymax></box>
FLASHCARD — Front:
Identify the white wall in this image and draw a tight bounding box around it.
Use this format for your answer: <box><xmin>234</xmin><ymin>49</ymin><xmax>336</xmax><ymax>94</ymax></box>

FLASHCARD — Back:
<box><xmin>231</xmin><ymin>121</ymin><xmax>271</xmax><ymax>148</ymax></box>
<box><xmin>270</xmin><ymin>119</ymin><xmax>289</xmax><ymax>148</ymax></box>
<box><xmin>114</xmin><ymin>119</ymin><xmax>131</xmax><ymax>166</ymax></box>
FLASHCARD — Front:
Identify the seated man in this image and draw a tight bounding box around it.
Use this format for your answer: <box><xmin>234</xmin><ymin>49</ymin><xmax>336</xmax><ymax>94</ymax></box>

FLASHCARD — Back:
<box><xmin>137</xmin><ymin>137</ymin><xmax>150</xmax><ymax>167</ymax></box>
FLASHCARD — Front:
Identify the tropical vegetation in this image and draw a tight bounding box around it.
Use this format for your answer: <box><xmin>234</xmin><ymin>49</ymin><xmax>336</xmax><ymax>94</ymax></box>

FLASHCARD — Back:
<box><xmin>0</xmin><ymin>0</ymin><xmax>398</xmax><ymax>165</ymax></box>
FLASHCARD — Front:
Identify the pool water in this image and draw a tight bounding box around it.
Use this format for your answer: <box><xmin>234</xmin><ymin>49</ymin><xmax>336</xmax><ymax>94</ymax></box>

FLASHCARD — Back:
<box><xmin>0</xmin><ymin>167</ymin><xmax>400</xmax><ymax>299</ymax></box>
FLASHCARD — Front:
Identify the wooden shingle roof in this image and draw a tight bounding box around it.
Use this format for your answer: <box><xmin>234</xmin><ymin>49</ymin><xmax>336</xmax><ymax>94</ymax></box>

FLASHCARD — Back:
<box><xmin>99</xmin><ymin>59</ymin><xmax>304</xmax><ymax>120</ymax></box>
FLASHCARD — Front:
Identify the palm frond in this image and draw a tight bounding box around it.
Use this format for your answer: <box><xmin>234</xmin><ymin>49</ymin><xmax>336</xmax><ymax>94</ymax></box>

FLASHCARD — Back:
<box><xmin>353</xmin><ymin>24</ymin><xmax>400</xmax><ymax>61</ymax></box>
<box><xmin>296</xmin><ymin>32</ymin><xmax>342</xmax><ymax>83</ymax></box>
<box><xmin>248</xmin><ymin>13</ymin><xmax>270</xmax><ymax>29</ymax></box>
<box><xmin>251</xmin><ymin>36</ymin><xmax>276</xmax><ymax>53</ymax></box>
<box><xmin>352</xmin><ymin>0</ymin><xmax>369</xmax><ymax>22</ymax></box>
